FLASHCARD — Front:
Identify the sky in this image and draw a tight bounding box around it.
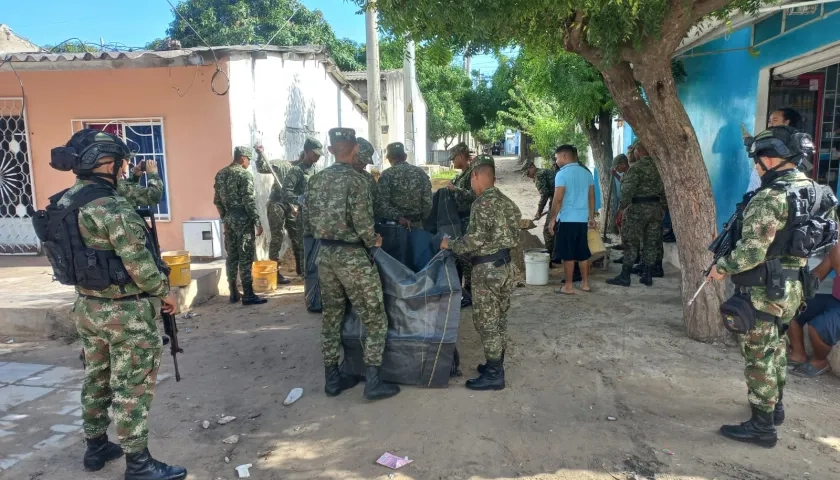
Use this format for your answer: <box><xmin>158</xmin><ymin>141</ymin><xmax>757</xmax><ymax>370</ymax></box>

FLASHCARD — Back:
<box><xmin>3</xmin><ymin>0</ymin><xmax>501</xmax><ymax>75</ymax></box>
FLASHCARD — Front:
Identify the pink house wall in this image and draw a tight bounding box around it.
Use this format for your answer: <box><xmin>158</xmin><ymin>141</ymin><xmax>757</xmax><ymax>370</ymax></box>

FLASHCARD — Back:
<box><xmin>0</xmin><ymin>63</ymin><xmax>232</xmax><ymax>251</ymax></box>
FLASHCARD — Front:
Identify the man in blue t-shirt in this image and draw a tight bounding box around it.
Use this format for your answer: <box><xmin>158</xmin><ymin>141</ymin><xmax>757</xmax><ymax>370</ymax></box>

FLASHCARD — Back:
<box><xmin>548</xmin><ymin>145</ymin><xmax>596</xmax><ymax>294</ymax></box>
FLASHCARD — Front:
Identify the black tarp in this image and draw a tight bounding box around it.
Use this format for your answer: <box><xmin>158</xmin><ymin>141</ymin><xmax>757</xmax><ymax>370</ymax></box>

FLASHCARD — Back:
<box><xmin>424</xmin><ymin>189</ymin><xmax>463</xmax><ymax>238</ymax></box>
<box><xmin>303</xmin><ymin>236</ymin><xmax>322</xmax><ymax>312</ymax></box>
<box><xmin>340</xmin><ymin>248</ymin><xmax>461</xmax><ymax>387</ymax></box>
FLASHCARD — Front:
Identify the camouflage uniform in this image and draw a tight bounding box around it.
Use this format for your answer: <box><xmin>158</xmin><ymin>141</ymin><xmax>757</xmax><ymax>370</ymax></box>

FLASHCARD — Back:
<box><xmin>282</xmin><ymin>162</ymin><xmax>316</xmax><ymax>270</ymax></box>
<box><xmin>214</xmin><ymin>147</ymin><xmax>261</xmax><ymax>288</ymax></box>
<box><xmin>716</xmin><ymin>169</ymin><xmax>813</xmax><ymax>413</ymax></box>
<box><xmin>117</xmin><ymin>172</ymin><xmax>163</xmax><ymax>207</ymax></box>
<box><xmin>450</xmin><ymin>143</ymin><xmax>478</xmax><ymax>290</ymax></box>
<box><xmin>354</xmin><ymin>137</ymin><xmax>376</xmax><ymax>190</ymax></box>
<box><xmin>374</xmin><ymin>146</ymin><xmax>432</xmax><ymax>227</ymax></box>
<box><xmin>305</xmin><ymin>133</ymin><xmax>387</xmax><ymax>367</ymax></box>
<box><xmin>255</xmin><ymin>151</ymin><xmax>293</xmax><ymax>263</ymax></box>
<box><xmin>618</xmin><ymin>155</ymin><xmax>666</xmax><ymax>269</ymax></box>
<box><xmin>62</xmin><ymin>179</ymin><xmax>169</xmax><ymax>454</ymax></box>
<box><xmin>534</xmin><ymin>168</ymin><xmax>556</xmax><ymax>249</ymax></box>
<box><xmin>450</xmin><ymin>169</ymin><xmax>521</xmax><ymax>361</ymax></box>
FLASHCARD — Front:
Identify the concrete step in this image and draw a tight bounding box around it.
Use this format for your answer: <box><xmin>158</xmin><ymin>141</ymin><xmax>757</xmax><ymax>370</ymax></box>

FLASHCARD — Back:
<box><xmin>0</xmin><ymin>261</ymin><xmax>227</xmax><ymax>340</ymax></box>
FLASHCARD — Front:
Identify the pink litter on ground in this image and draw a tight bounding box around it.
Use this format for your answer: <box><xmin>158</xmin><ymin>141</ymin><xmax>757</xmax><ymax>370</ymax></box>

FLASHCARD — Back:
<box><xmin>376</xmin><ymin>452</ymin><xmax>413</xmax><ymax>469</ymax></box>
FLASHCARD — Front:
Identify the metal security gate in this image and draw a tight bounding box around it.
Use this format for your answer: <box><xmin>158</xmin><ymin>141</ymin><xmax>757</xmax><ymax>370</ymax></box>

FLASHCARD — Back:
<box><xmin>0</xmin><ymin>98</ymin><xmax>38</xmax><ymax>254</ymax></box>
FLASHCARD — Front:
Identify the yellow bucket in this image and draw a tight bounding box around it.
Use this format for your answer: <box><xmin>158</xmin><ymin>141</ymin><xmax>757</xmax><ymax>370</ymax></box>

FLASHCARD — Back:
<box><xmin>162</xmin><ymin>250</ymin><xmax>191</xmax><ymax>287</ymax></box>
<box><xmin>252</xmin><ymin>260</ymin><xmax>278</xmax><ymax>293</ymax></box>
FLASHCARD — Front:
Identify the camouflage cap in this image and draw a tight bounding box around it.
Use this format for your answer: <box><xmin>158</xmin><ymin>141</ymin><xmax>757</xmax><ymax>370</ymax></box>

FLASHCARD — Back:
<box><xmin>355</xmin><ymin>137</ymin><xmax>375</xmax><ymax>165</ymax></box>
<box><xmin>612</xmin><ymin>154</ymin><xmax>629</xmax><ymax>167</ymax></box>
<box><xmin>473</xmin><ymin>154</ymin><xmax>495</xmax><ymax>168</ymax></box>
<box><xmin>520</xmin><ymin>159</ymin><xmax>536</xmax><ymax>176</ymax></box>
<box><xmin>386</xmin><ymin>142</ymin><xmax>406</xmax><ymax>158</ymax></box>
<box><xmin>304</xmin><ymin>137</ymin><xmax>324</xmax><ymax>155</ymax></box>
<box><xmin>234</xmin><ymin>146</ymin><xmax>253</xmax><ymax>158</ymax></box>
<box><xmin>329</xmin><ymin>128</ymin><xmax>356</xmax><ymax>145</ymax></box>
<box><xmin>449</xmin><ymin>142</ymin><xmax>473</xmax><ymax>158</ymax></box>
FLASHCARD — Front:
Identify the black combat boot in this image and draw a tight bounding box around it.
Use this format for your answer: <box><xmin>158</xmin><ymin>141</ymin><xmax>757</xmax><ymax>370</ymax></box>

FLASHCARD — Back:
<box><xmin>774</xmin><ymin>390</ymin><xmax>785</xmax><ymax>426</ymax></box>
<box><xmin>363</xmin><ymin>366</ymin><xmax>400</xmax><ymax>400</ymax></box>
<box><xmin>649</xmin><ymin>261</ymin><xmax>665</xmax><ymax>278</ymax></box>
<box><xmin>228</xmin><ymin>280</ymin><xmax>240</xmax><ymax>304</ymax></box>
<box><xmin>324</xmin><ymin>365</ymin><xmax>360</xmax><ymax>397</ymax></box>
<box><xmin>631</xmin><ymin>263</ymin><xmax>645</xmax><ymax>275</ymax></box>
<box><xmin>477</xmin><ymin>349</ymin><xmax>504</xmax><ymax>374</ymax></box>
<box><xmin>241</xmin><ymin>283</ymin><xmax>267</xmax><ymax>306</ymax></box>
<box><xmin>277</xmin><ymin>272</ymin><xmax>291</xmax><ymax>285</ymax></box>
<box><xmin>640</xmin><ymin>265</ymin><xmax>653</xmax><ymax>286</ymax></box>
<box><xmin>124</xmin><ymin>448</ymin><xmax>187</xmax><ymax>480</ymax></box>
<box><xmin>606</xmin><ymin>265</ymin><xmax>632</xmax><ymax>287</ymax></box>
<box><xmin>466</xmin><ymin>358</ymin><xmax>505</xmax><ymax>391</ymax></box>
<box><xmin>720</xmin><ymin>406</ymin><xmax>778</xmax><ymax>448</ymax></box>
<box><xmin>83</xmin><ymin>434</ymin><xmax>124</xmax><ymax>472</ymax></box>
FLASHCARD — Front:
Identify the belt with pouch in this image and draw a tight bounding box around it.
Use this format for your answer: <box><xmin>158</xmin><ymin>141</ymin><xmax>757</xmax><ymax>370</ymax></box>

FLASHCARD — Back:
<box><xmin>631</xmin><ymin>196</ymin><xmax>660</xmax><ymax>204</ymax></box>
<box><xmin>472</xmin><ymin>248</ymin><xmax>511</xmax><ymax>267</ymax></box>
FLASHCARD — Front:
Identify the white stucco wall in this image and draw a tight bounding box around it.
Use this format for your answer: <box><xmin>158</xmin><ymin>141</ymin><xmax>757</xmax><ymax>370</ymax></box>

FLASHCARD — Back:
<box><xmin>227</xmin><ymin>53</ymin><xmax>369</xmax><ymax>258</ymax></box>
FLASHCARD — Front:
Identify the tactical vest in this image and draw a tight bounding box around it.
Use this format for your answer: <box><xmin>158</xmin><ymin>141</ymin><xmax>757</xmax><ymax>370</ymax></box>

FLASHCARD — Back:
<box><xmin>731</xmin><ymin>178</ymin><xmax>839</xmax><ymax>298</ymax></box>
<box><xmin>31</xmin><ymin>183</ymin><xmax>162</xmax><ymax>291</ymax></box>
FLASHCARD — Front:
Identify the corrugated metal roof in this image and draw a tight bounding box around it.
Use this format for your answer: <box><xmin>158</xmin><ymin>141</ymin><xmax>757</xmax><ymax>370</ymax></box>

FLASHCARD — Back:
<box><xmin>0</xmin><ymin>44</ymin><xmax>368</xmax><ymax>113</ymax></box>
<box><xmin>1</xmin><ymin>45</ymin><xmax>328</xmax><ymax>65</ymax></box>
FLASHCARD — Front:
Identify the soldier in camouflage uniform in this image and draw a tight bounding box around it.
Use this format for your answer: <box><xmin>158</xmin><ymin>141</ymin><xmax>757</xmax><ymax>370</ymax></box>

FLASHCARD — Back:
<box><xmin>56</xmin><ymin>130</ymin><xmax>186</xmax><ymax>479</ymax></box>
<box><xmin>305</xmin><ymin>128</ymin><xmax>400</xmax><ymax>401</ymax></box>
<box><xmin>708</xmin><ymin>126</ymin><xmax>835</xmax><ymax>448</ymax></box>
<box><xmin>118</xmin><ymin>159</ymin><xmax>163</xmax><ymax>207</ymax></box>
<box><xmin>254</xmin><ymin>145</ymin><xmax>293</xmax><ymax>284</ymax></box>
<box><xmin>607</xmin><ymin>143</ymin><xmax>666</xmax><ymax>287</ymax></box>
<box><xmin>522</xmin><ymin>159</ymin><xmax>557</xmax><ymax>252</ymax></box>
<box><xmin>282</xmin><ymin>138</ymin><xmax>322</xmax><ymax>276</ymax></box>
<box><xmin>214</xmin><ymin>146</ymin><xmax>267</xmax><ymax>306</ymax></box>
<box><xmin>353</xmin><ymin>137</ymin><xmax>377</xmax><ymax>189</ymax></box>
<box><xmin>443</xmin><ymin>155</ymin><xmax>520</xmax><ymax>390</ymax></box>
<box><xmin>448</xmin><ymin>142</ymin><xmax>478</xmax><ymax>308</ymax></box>
<box><xmin>374</xmin><ymin>142</ymin><xmax>432</xmax><ymax>228</ymax></box>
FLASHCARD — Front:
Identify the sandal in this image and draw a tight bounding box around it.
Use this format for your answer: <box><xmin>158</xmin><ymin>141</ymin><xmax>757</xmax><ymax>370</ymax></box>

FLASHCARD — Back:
<box><xmin>792</xmin><ymin>363</ymin><xmax>830</xmax><ymax>378</ymax></box>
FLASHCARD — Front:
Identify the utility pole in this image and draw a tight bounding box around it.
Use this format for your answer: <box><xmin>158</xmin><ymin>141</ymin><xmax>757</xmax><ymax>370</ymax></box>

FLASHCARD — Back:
<box><xmin>462</xmin><ymin>44</ymin><xmax>472</xmax><ymax>149</ymax></box>
<box><xmin>403</xmin><ymin>38</ymin><xmax>416</xmax><ymax>164</ymax></box>
<box><xmin>365</xmin><ymin>2</ymin><xmax>382</xmax><ymax>167</ymax></box>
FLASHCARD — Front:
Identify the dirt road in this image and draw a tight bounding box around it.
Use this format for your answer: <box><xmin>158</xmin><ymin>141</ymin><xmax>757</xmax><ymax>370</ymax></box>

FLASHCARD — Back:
<box><xmin>2</xmin><ymin>156</ymin><xmax>839</xmax><ymax>480</ymax></box>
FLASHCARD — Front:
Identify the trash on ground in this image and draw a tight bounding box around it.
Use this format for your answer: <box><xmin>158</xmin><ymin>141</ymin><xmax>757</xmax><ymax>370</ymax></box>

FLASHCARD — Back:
<box><xmin>376</xmin><ymin>452</ymin><xmax>413</xmax><ymax>470</ymax></box>
<box><xmin>284</xmin><ymin>388</ymin><xmax>303</xmax><ymax>406</ymax></box>
<box><xmin>218</xmin><ymin>415</ymin><xmax>236</xmax><ymax>425</ymax></box>
<box><xmin>222</xmin><ymin>435</ymin><xmax>240</xmax><ymax>444</ymax></box>
<box><xmin>607</xmin><ymin>416</ymin><xmax>617</xmax><ymax>421</ymax></box>
<box><xmin>224</xmin><ymin>456</ymin><xmax>230</xmax><ymax>463</ymax></box>
<box><xmin>202</xmin><ymin>420</ymin><xmax>210</xmax><ymax>429</ymax></box>
<box><xmin>235</xmin><ymin>463</ymin><xmax>252</xmax><ymax>478</ymax></box>
<box><xmin>248</xmin><ymin>413</ymin><xmax>262</xmax><ymax>419</ymax></box>
<box><xmin>185</xmin><ymin>327</ymin><xmax>192</xmax><ymax>333</ymax></box>
<box><xmin>662</xmin><ymin>448</ymin><xmax>674</xmax><ymax>455</ymax></box>
<box><xmin>5</xmin><ymin>339</ymin><xmax>13</xmax><ymax>344</ymax></box>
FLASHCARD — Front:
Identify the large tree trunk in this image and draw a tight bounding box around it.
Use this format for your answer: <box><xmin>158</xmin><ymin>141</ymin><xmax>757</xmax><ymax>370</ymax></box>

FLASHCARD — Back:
<box><xmin>581</xmin><ymin>109</ymin><xmax>615</xmax><ymax>233</ymax></box>
<box><xmin>519</xmin><ymin>132</ymin><xmax>534</xmax><ymax>163</ymax></box>
<box><xmin>599</xmin><ymin>60</ymin><xmax>728</xmax><ymax>343</ymax></box>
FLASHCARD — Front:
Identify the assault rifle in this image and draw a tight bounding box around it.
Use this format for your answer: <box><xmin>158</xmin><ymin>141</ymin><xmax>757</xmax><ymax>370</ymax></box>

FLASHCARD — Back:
<box><xmin>687</xmin><ymin>198</ymin><xmax>750</xmax><ymax>306</ymax></box>
<box><xmin>138</xmin><ymin>208</ymin><xmax>183</xmax><ymax>382</ymax></box>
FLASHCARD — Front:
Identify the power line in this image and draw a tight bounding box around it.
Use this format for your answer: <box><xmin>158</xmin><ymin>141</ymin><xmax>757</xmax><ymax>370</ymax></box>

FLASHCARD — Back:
<box><xmin>165</xmin><ymin>0</ymin><xmax>229</xmax><ymax>96</ymax></box>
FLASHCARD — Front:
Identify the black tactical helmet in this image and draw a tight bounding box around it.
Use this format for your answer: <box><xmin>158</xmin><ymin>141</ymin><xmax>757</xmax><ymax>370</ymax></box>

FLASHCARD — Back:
<box><xmin>51</xmin><ymin>128</ymin><xmax>132</xmax><ymax>175</ymax></box>
<box><xmin>748</xmin><ymin>125</ymin><xmax>814</xmax><ymax>167</ymax></box>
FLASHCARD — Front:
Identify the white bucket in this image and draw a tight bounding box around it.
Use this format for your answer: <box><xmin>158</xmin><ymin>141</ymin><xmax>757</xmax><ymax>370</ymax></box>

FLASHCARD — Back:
<box><xmin>524</xmin><ymin>250</ymin><xmax>551</xmax><ymax>285</ymax></box>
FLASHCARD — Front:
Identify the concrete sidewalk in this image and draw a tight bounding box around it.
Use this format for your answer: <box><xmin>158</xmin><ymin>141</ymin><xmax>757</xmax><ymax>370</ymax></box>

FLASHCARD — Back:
<box><xmin>0</xmin><ymin>256</ymin><xmax>229</xmax><ymax>340</ymax></box>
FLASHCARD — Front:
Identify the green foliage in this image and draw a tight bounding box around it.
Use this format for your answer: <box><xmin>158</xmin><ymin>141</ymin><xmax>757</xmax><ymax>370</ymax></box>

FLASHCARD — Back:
<box><xmin>166</xmin><ymin>0</ymin><xmax>365</xmax><ymax>71</ymax></box>
<box><xmin>418</xmin><ymin>53</ymin><xmax>471</xmax><ymax>145</ymax></box>
<box><xmin>499</xmin><ymin>86</ymin><xmax>587</xmax><ymax>159</ymax></box>
<box><xmin>431</xmin><ymin>169</ymin><xmax>458</xmax><ymax>180</ymax></box>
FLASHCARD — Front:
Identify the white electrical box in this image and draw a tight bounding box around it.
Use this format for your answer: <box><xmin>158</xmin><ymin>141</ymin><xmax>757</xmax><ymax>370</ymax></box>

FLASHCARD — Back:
<box><xmin>183</xmin><ymin>220</ymin><xmax>223</xmax><ymax>258</ymax></box>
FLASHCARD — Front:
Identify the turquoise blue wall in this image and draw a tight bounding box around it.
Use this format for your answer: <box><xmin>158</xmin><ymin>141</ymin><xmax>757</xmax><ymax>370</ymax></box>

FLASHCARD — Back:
<box><xmin>622</xmin><ymin>9</ymin><xmax>840</xmax><ymax>228</ymax></box>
